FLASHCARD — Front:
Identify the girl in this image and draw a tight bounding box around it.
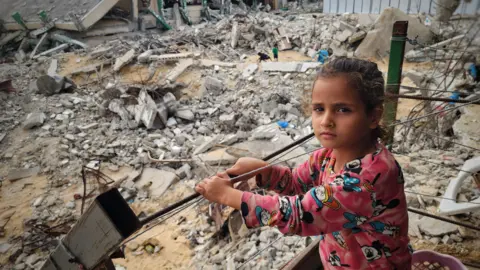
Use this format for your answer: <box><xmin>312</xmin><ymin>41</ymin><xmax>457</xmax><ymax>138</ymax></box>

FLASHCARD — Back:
<box><xmin>196</xmin><ymin>58</ymin><xmax>412</xmax><ymax>269</ymax></box>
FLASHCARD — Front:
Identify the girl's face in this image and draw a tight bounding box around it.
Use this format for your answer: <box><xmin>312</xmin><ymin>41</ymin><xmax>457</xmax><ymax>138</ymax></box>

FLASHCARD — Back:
<box><xmin>311</xmin><ymin>76</ymin><xmax>380</xmax><ymax>150</ymax></box>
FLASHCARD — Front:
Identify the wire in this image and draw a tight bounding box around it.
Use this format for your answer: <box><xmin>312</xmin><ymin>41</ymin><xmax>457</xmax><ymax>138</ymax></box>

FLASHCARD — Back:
<box><xmin>238</xmin><ymin>236</ymin><xmax>283</xmax><ymax>269</ymax></box>
<box><xmin>413</xmin><ymin>130</ymin><xmax>480</xmax><ymax>152</ymax></box>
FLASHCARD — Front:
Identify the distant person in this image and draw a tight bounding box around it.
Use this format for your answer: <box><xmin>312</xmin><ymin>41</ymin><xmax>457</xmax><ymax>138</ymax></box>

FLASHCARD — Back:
<box><xmin>315</xmin><ymin>48</ymin><xmax>333</xmax><ymax>64</ymax></box>
<box><xmin>257</xmin><ymin>52</ymin><xmax>271</xmax><ymax>63</ymax></box>
<box><xmin>272</xmin><ymin>45</ymin><xmax>279</xmax><ymax>61</ymax></box>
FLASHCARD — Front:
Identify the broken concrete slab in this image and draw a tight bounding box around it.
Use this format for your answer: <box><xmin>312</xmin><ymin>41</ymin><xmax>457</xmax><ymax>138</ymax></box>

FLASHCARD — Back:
<box><xmin>193</xmin><ymin>135</ymin><xmax>224</xmax><ymax>155</ymax></box>
<box><xmin>261</xmin><ymin>62</ymin><xmax>321</xmax><ymax>73</ymax></box>
<box><xmin>149</xmin><ymin>53</ymin><xmax>193</xmax><ymax>62</ymax></box>
<box><xmin>133</xmin><ymin>90</ymin><xmax>167</xmax><ymax>129</ymax></box>
<box><xmin>348</xmin><ymin>31</ymin><xmax>366</xmax><ymax>44</ymax></box>
<box><xmin>47</xmin><ymin>59</ymin><xmax>58</xmax><ymax>76</ymax></box>
<box><xmin>417</xmin><ymin>215</ymin><xmax>458</xmax><ymax>236</ymax></box>
<box><xmin>24</xmin><ymin>112</ymin><xmax>46</xmax><ymax>129</ymax></box>
<box><xmin>355</xmin><ymin>8</ymin><xmax>433</xmax><ymax>59</ymax></box>
<box><xmin>243</xmin><ymin>64</ymin><xmax>258</xmax><ymax>78</ymax></box>
<box><xmin>108</xmin><ymin>99</ymin><xmax>131</xmax><ymax>122</ymax></box>
<box><xmin>200</xmin><ymin>59</ymin><xmax>237</xmax><ymax>68</ymax></box>
<box><xmin>114</xmin><ymin>49</ymin><xmax>136</xmax><ymax>72</ymax></box>
<box><xmin>336</xmin><ymin>29</ymin><xmax>353</xmax><ymax>42</ymax></box>
<box><xmin>405</xmin><ymin>35</ymin><xmax>465</xmax><ymax>62</ymax></box>
<box><xmin>134</xmin><ymin>168</ymin><xmax>178</xmax><ymax>198</ymax></box>
<box><xmin>51</xmin><ymin>33</ymin><xmax>88</xmax><ymax>49</ymax></box>
<box><xmin>197</xmin><ymin>148</ymin><xmax>237</xmax><ymax>166</ymax></box>
<box><xmin>7</xmin><ymin>167</ymin><xmax>41</xmax><ymax>181</ymax></box>
<box><xmin>67</xmin><ymin>60</ymin><xmax>113</xmax><ymax>76</ymax></box>
<box><xmin>166</xmin><ymin>58</ymin><xmax>194</xmax><ymax>83</ymax></box>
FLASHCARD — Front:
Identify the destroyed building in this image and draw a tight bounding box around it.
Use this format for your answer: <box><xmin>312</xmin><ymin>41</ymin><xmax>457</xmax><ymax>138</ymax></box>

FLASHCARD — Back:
<box><xmin>1</xmin><ymin>0</ymin><xmax>480</xmax><ymax>269</ymax></box>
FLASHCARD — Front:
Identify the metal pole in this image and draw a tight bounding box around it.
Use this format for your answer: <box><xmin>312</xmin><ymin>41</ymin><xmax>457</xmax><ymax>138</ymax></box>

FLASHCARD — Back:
<box><xmin>383</xmin><ymin>21</ymin><xmax>408</xmax><ymax>146</ymax></box>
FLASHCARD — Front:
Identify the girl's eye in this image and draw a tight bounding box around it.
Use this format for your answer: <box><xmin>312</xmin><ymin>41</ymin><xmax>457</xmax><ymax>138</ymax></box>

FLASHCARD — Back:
<box><xmin>313</xmin><ymin>107</ymin><xmax>324</xmax><ymax>112</ymax></box>
<box><xmin>338</xmin><ymin>107</ymin><xmax>351</xmax><ymax>113</ymax></box>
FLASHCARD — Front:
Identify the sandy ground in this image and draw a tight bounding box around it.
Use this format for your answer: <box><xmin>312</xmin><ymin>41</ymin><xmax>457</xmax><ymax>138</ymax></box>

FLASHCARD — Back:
<box><xmin>1</xmin><ymin>50</ymin><xmax>478</xmax><ymax>269</ymax></box>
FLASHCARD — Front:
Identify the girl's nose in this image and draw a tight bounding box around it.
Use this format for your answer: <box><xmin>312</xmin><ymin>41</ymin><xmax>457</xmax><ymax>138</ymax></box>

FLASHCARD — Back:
<box><xmin>320</xmin><ymin>111</ymin><xmax>334</xmax><ymax>128</ymax></box>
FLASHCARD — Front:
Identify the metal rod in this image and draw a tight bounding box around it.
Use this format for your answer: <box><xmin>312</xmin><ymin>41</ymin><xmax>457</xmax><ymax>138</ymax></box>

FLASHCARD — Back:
<box><xmin>139</xmin><ymin>132</ymin><xmax>315</xmax><ymax>226</ymax></box>
<box><xmin>383</xmin><ymin>20</ymin><xmax>408</xmax><ymax>145</ymax></box>
<box><xmin>386</xmin><ymin>93</ymin><xmax>480</xmax><ymax>105</ymax></box>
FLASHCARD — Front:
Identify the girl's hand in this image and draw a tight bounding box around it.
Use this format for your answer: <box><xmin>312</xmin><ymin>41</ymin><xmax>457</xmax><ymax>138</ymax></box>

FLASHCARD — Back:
<box><xmin>226</xmin><ymin>157</ymin><xmax>269</xmax><ymax>181</ymax></box>
<box><xmin>195</xmin><ymin>172</ymin><xmax>233</xmax><ymax>204</ymax></box>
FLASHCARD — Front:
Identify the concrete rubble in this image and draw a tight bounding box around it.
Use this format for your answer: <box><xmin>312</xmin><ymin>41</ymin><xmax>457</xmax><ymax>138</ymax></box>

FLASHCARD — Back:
<box><xmin>0</xmin><ymin>2</ymin><xmax>479</xmax><ymax>270</ymax></box>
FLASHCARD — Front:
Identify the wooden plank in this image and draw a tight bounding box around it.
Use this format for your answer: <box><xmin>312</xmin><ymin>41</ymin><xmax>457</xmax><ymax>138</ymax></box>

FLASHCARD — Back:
<box><xmin>30</xmin><ymin>32</ymin><xmax>48</xmax><ymax>59</ymax></box>
<box><xmin>281</xmin><ymin>238</ymin><xmax>322</xmax><ymax>270</ymax></box>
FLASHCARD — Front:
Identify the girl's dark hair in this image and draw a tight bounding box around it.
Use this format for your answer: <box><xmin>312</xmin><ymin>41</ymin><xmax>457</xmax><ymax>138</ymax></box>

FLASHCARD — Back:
<box><xmin>315</xmin><ymin>57</ymin><xmax>386</xmax><ymax>141</ymax></box>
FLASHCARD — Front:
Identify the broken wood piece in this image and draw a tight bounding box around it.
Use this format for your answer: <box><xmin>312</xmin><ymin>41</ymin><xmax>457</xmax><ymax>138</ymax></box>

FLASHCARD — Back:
<box><xmin>33</xmin><ymin>44</ymin><xmax>69</xmax><ymax>59</ymax></box>
<box><xmin>7</xmin><ymin>167</ymin><xmax>41</xmax><ymax>181</ymax></box>
<box><xmin>147</xmin><ymin>150</ymin><xmax>192</xmax><ymax>163</ymax></box>
<box><xmin>51</xmin><ymin>33</ymin><xmax>88</xmax><ymax>49</ymax></box>
<box><xmin>0</xmin><ymin>31</ymin><xmax>22</xmax><ymax>46</ymax></box>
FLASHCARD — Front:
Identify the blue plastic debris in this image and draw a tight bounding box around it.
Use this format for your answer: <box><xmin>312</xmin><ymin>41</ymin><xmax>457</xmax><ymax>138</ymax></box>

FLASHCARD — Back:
<box><xmin>277</xmin><ymin>120</ymin><xmax>289</xmax><ymax>129</ymax></box>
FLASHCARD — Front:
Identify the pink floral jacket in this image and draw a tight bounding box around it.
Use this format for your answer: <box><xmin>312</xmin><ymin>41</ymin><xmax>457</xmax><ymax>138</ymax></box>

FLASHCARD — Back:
<box><xmin>240</xmin><ymin>145</ymin><xmax>412</xmax><ymax>269</ymax></box>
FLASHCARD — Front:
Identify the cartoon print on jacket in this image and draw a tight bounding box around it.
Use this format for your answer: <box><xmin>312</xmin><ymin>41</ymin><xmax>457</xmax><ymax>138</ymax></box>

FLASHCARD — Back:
<box><xmin>331</xmin><ymin>173</ymin><xmax>362</xmax><ymax>192</ymax></box>
<box><xmin>332</xmin><ymin>231</ymin><xmax>347</xmax><ymax>248</ymax></box>
<box><xmin>296</xmin><ymin>195</ymin><xmax>314</xmax><ymax>223</ymax></box>
<box><xmin>328</xmin><ymin>251</ymin><xmax>350</xmax><ymax>267</ymax></box>
<box><xmin>344</xmin><ymin>159</ymin><xmax>362</xmax><ymax>174</ymax></box>
<box><xmin>297</xmin><ymin>177</ymin><xmax>310</xmax><ymax>193</ymax></box>
<box><xmin>278</xmin><ymin>197</ymin><xmax>293</xmax><ymax>222</ymax></box>
<box><xmin>363</xmin><ymin>173</ymin><xmax>381</xmax><ymax>193</ymax></box>
<box><xmin>343</xmin><ymin>212</ymin><xmax>368</xmax><ymax>233</ymax></box>
<box><xmin>361</xmin><ymin>240</ymin><xmax>396</xmax><ymax>262</ymax></box>
<box><xmin>310</xmin><ymin>185</ymin><xmax>341</xmax><ymax>211</ymax></box>
<box><xmin>275</xmin><ymin>173</ymin><xmax>291</xmax><ymax>193</ymax></box>
<box><xmin>255</xmin><ymin>206</ymin><xmax>277</xmax><ymax>226</ymax></box>
<box><xmin>372</xmin><ymin>199</ymin><xmax>400</xmax><ymax>217</ymax></box>
<box><xmin>369</xmin><ymin>221</ymin><xmax>400</xmax><ymax>237</ymax></box>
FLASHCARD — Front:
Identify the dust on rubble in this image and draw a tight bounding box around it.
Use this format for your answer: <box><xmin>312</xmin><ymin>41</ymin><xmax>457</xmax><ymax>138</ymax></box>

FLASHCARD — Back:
<box><xmin>412</xmin><ymin>239</ymin><xmax>480</xmax><ymax>265</ymax></box>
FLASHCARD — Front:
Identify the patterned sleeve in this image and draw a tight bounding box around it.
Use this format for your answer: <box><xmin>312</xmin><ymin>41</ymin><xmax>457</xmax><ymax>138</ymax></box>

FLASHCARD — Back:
<box><xmin>255</xmin><ymin>148</ymin><xmax>329</xmax><ymax>196</ymax></box>
<box><xmin>241</xmin><ymin>160</ymin><xmax>386</xmax><ymax>236</ymax></box>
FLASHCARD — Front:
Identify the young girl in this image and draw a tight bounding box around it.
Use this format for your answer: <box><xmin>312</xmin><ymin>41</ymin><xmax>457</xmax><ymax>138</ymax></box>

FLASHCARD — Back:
<box><xmin>196</xmin><ymin>58</ymin><xmax>412</xmax><ymax>269</ymax></box>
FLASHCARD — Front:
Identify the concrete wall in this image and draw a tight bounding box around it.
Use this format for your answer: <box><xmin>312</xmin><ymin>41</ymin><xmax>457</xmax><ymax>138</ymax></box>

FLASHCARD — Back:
<box><xmin>323</xmin><ymin>0</ymin><xmax>479</xmax><ymax>14</ymax></box>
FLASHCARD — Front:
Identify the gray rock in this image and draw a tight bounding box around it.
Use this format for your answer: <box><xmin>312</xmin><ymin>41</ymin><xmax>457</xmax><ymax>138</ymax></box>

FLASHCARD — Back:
<box><xmin>175</xmin><ymin>110</ymin><xmax>195</xmax><ymax>121</ymax></box>
<box><xmin>25</xmin><ymin>253</ymin><xmax>41</xmax><ymax>267</ymax></box>
<box><xmin>23</xmin><ymin>112</ymin><xmax>46</xmax><ymax>129</ymax></box>
<box><xmin>336</xmin><ymin>29</ymin><xmax>353</xmax><ymax>42</ymax></box>
<box><xmin>176</xmin><ymin>163</ymin><xmax>192</xmax><ymax>179</ymax></box>
<box><xmin>166</xmin><ymin>117</ymin><xmax>177</xmax><ymax>127</ymax></box>
<box><xmin>219</xmin><ymin>113</ymin><xmax>236</xmax><ymax>127</ymax></box>
<box><xmin>203</xmin><ymin>76</ymin><xmax>224</xmax><ymax>93</ymax></box>
<box><xmin>348</xmin><ymin>31</ymin><xmax>367</xmax><ymax>44</ymax></box>
<box><xmin>259</xmin><ymin>230</ymin><xmax>275</xmax><ymax>243</ymax></box>
<box><xmin>163</xmin><ymin>92</ymin><xmax>177</xmax><ymax>114</ymax></box>
<box><xmin>14</xmin><ymin>263</ymin><xmax>25</xmax><ymax>270</ymax></box>
<box><xmin>197</xmin><ymin>126</ymin><xmax>212</xmax><ymax>135</ymax></box>
<box><xmin>33</xmin><ymin>196</ymin><xmax>44</xmax><ymax>207</ymax></box>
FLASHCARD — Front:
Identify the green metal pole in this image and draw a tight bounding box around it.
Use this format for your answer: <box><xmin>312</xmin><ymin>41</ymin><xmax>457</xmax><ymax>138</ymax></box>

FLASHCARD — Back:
<box><xmin>384</xmin><ymin>21</ymin><xmax>408</xmax><ymax>146</ymax></box>
<box><xmin>11</xmin><ymin>12</ymin><xmax>28</xmax><ymax>30</ymax></box>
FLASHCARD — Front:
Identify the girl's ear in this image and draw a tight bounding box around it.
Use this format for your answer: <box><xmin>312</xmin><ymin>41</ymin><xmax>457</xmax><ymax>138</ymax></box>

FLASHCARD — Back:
<box><xmin>369</xmin><ymin>106</ymin><xmax>383</xmax><ymax>129</ymax></box>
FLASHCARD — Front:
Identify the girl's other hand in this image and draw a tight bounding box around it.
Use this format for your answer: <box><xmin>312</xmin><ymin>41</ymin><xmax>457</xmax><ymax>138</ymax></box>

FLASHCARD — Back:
<box><xmin>226</xmin><ymin>157</ymin><xmax>269</xmax><ymax>181</ymax></box>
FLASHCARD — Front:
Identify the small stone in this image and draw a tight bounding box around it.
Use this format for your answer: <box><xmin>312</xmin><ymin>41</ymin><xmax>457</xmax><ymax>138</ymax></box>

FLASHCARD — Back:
<box><xmin>166</xmin><ymin>117</ymin><xmax>177</xmax><ymax>127</ymax></box>
<box><xmin>23</xmin><ymin>112</ymin><xmax>46</xmax><ymax>129</ymax></box>
<box><xmin>33</xmin><ymin>196</ymin><xmax>44</xmax><ymax>207</ymax></box>
<box><xmin>441</xmin><ymin>235</ymin><xmax>453</xmax><ymax>244</ymax></box>
<box><xmin>60</xmin><ymin>159</ymin><xmax>69</xmax><ymax>165</ymax></box>
<box><xmin>219</xmin><ymin>113</ymin><xmax>236</xmax><ymax>127</ymax></box>
<box><xmin>25</xmin><ymin>254</ymin><xmax>41</xmax><ymax>266</ymax></box>
<box><xmin>429</xmin><ymin>237</ymin><xmax>441</xmax><ymax>245</ymax></box>
<box><xmin>211</xmin><ymin>251</ymin><xmax>225</xmax><ymax>264</ymax></box>
<box><xmin>176</xmin><ymin>110</ymin><xmax>195</xmax><ymax>121</ymax></box>
<box><xmin>65</xmin><ymin>134</ymin><xmax>75</xmax><ymax>141</ymax></box>
<box><xmin>197</xmin><ymin>126</ymin><xmax>212</xmax><ymax>135</ymax></box>
<box><xmin>126</xmin><ymin>241</ymin><xmax>139</xmax><ymax>251</ymax></box>
<box><xmin>14</xmin><ymin>263</ymin><xmax>25</xmax><ymax>270</ymax></box>
<box><xmin>66</xmin><ymin>201</ymin><xmax>75</xmax><ymax>209</ymax></box>
<box><xmin>154</xmin><ymin>245</ymin><xmax>162</xmax><ymax>253</ymax></box>
<box><xmin>108</xmin><ymin>164</ymin><xmax>119</xmax><ymax>172</ymax></box>
<box><xmin>450</xmin><ymin>234</ymin><xmax>463</xmax><ymax>242</ymax></box>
